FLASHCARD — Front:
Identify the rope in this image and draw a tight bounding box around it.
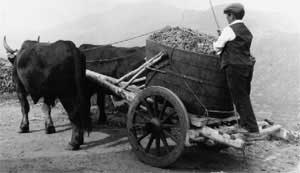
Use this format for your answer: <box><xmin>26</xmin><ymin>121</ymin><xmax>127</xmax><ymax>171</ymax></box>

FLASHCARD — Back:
<box><xmin>85</xmin><ymin>52</ymin><xmax>139</xmax><ymax>63</ymax></box>
<box><xmin>107</xmin><ymin>30</ymin><xmax>158</xmax><ymax>45</ymax></box>
<box><xmin>81</xmin><ymin>29</ymin><xmax>162</xmax><ymax>52</ymax></box>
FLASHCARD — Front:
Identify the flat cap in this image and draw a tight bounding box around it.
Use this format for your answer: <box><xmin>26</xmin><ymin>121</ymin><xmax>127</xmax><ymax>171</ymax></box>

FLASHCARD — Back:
<box><xmin>224</xmin><ymin>3</ymin><xmax>245</xmax><ymax>19</ymax></box>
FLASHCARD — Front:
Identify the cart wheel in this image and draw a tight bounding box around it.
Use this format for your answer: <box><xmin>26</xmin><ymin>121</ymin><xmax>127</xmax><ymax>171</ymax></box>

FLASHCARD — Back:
<box><xmin>127</xmin><ymin>86</ymin><xmax>189</xmax><ymax>168</ymax></box>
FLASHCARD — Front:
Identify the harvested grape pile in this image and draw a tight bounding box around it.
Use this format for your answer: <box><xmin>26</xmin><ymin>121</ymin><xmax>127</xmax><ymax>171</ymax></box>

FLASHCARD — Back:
<box><xmin>149</xmin><ymin>26</ymin><xmax>217</xmax><ymax>55</ymax></box>
<box><xmin>0</xmin><ymin>59</ymin><xmax>15</xmax><ymax>94</ymax></box>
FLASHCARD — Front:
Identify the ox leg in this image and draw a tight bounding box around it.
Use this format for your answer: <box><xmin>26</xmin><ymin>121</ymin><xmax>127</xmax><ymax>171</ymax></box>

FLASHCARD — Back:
<box><xmin>69</xmin><ymin>123</ymin><xmax>84</xmax><ymax>150</ymax></box>
<box><xmin>42</xmin><ymin>98</ymin><xmax>56</xmax><ymax>134</ymax></box>
<box><xmin>17</xmin><ymin>92</ymin><xmax>30</xmax><ymax>133</ymax></box>
<box><xmin>97</xmin><ymin>91</ymin><xmax>107</xmax><ymax>124</ymax></box>
<box><xmin>59</xmin><ymin>97</ymin><xmax>84</xmax><ymax>150</ymax></box>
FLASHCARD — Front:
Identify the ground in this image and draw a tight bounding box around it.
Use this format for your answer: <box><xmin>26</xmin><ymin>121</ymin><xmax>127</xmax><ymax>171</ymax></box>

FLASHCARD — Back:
<box><xmin>0</xmin><ymin>93</ymin><xmax>299</xmax><ymax>173</ymax></box>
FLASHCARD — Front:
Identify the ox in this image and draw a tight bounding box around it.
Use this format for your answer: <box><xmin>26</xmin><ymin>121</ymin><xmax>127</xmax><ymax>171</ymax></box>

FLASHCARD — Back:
<box><xmin>3</xmin><ymin>37</ymin><xmax>91</xmax><ymax>150</ymax></box>
<box><xmin>79</xmin><ymin>44</ymin><xmax>145</xmax><ymax>124</ymax></box>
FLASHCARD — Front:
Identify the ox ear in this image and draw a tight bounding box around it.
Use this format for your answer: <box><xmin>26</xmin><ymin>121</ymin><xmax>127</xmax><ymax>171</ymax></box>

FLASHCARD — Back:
<box><xmin>7</xmin><ymin>54</ymin><xmax>16</xmax><ymax>64</ymax></box>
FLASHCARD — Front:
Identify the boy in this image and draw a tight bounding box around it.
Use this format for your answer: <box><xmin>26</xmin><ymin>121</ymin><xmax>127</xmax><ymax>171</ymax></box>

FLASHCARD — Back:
<box><xmin>213</xmin><ymin>3</ymin><xmax>259</xmax><ymax>134</ymax></box>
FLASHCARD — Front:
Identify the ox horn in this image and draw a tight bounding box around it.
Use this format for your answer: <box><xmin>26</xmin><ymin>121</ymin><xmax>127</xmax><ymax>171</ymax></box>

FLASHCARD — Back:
<box><xmin>3</xmin><ymin>36</ymin><xmax>17</xmax><ymax>54</ymax></box>
<box><xmin>37</xmin><ymin>35</ymin><xmax>40</xmax><ymax>42</ymax></box>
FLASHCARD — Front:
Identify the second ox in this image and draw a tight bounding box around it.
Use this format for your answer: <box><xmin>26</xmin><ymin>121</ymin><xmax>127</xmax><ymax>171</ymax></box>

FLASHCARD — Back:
<box><xmin>79</xmin><ymin>44</ymin><xmax>146</xmax><ymax>124</ymax></box>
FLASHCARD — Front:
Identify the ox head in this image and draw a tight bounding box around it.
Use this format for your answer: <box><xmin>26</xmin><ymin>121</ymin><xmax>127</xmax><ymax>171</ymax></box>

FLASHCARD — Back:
<box><xmin>3</xmin><ymin>36</ymin><xmax>18</xmax><ymax>64</ymax></box>
<box><xmin>3</xmin><ymin>36</ymin><xmax>40</xmax><ymax>64</ymax></box>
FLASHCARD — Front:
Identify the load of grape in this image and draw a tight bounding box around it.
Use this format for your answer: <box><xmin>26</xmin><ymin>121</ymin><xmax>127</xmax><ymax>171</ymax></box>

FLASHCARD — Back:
<box><xmin>149</xmin><ymin>26</ymin><xmax>217</xmax><ymax>55</ymax></box>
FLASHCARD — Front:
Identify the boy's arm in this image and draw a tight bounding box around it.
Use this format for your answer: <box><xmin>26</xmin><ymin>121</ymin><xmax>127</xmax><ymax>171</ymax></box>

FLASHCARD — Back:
<box><xmin>213</xmin><ymin>26</ymin><xmax>236</xmax><ymax>55</ymax></box>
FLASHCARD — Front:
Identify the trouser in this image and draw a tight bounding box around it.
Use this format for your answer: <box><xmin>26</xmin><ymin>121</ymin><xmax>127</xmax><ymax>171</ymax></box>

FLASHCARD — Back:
<box><xmin>224</xmin><ymin>64</ymin><xmax>259</xmax><ymax>132</ymax></box>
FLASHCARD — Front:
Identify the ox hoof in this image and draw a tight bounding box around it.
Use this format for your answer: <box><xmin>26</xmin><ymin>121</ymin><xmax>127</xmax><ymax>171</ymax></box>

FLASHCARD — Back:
<box><xmin>45</xmin><ymin>126</ymin><xmax>56</xmax><ymax>134</ymax></box>
<box><xmin>66</xmin><ymin>143</ymin><xmax>80</xmax><ymax>151</ymax></box>
<box><xmin>18</xmin><ymin>126</ymin><xmax>29</xmax><ymax>133</ymax></box>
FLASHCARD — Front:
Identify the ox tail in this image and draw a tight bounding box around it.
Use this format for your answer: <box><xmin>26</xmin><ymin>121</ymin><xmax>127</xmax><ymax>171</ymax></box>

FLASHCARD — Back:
<box><xmin>73</xmin><ymin>46</ymin><xmax>92</xmax><ymax>133</ymax></box>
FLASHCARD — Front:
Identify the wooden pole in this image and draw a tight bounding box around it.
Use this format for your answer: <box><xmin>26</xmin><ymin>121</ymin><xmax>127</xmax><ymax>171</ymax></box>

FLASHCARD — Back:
<box><xmin>117</xmin><ymin>52</ymin><xmax>164</xmax><ymax>83</ymax></box>
<box><xmin>86</xmin><ymin>70</ymin><xmax>136</xmax><ymax>102</ymax></box>
<box><xmin>188</xmin><ymin>126</ymin><xmax>245</xmax><ymax>148</ymax></box>
<box><xmin>260</xmin><ymin>124</ymin><xmax>282</xmax><ymax>135</ymax></box>
<box><xmin>122</xmin><ymin>53</ymin><xmax>164</xmax><ymax>89</ymax></box>
<box><xmin>132</xmin><ymin>77</ymin><xmax>146</xmax><ymax>84</ymax></box>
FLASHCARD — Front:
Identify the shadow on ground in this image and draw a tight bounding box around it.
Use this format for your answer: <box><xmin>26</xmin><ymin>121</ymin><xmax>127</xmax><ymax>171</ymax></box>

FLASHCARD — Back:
<box><xmin>29</xmin><ymin>123</ymin><xmax>72</xmax><ymax>133</ymax></box>
<box><xmin>169</xmin><ymin>147</ymin><xmax>247</xmax><ymax>172</ymax></box>
<box><xmin>82</xmin><ymin>124</ymin><xmax>128</xmax><ymax>150</ymax></box>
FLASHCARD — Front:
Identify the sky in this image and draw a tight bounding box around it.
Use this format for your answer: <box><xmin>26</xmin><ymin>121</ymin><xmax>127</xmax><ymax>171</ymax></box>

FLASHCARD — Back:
<box><xmin>0</xmin><ymin>0</ymin><xmax>299</xmax><ymax>56</ymax></box>
<box><xmin>1</xmin><ymin>0</ymin><xmax>299</xmax><ymax>31</ymax></box>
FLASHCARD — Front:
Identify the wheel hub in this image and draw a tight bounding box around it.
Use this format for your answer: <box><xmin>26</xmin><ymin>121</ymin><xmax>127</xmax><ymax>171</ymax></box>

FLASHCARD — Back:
<box><xmin>150</xmin><ymin>118</ymin><xmax>161</xmax><ymax>133</ymax></box>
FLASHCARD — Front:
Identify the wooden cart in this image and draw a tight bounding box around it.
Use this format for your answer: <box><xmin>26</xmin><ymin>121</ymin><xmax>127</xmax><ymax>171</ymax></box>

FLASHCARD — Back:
<box><xmin>86</xmin><ymin>40</ymin><xmax>283</xmax><ymax>168</ymax></box>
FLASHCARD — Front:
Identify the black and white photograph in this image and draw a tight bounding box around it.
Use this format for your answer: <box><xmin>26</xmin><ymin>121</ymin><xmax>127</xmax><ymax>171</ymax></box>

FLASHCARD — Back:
<box><xmin>0</xmin><ymin>0</ymin><xmax>299</xmax><ymax>172</ymax></box>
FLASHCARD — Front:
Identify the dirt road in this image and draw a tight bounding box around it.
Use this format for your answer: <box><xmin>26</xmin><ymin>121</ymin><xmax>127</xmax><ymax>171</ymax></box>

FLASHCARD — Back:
<box><xmin>0</xmin><ymin>94</ymin><xmax>299</xmax><ymax>173</ymax></box>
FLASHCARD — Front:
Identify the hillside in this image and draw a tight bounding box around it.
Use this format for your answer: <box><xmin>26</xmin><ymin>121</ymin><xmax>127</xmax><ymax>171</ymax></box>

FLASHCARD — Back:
<box><xmin>38</xmin><ymin>3</ymin><xmax>299</xmax><ymax>45</ymax></box>
<box><xmin>40</xmin><ymin>2</ymin><xmax>182</xmax><ymax>46</ymax></box>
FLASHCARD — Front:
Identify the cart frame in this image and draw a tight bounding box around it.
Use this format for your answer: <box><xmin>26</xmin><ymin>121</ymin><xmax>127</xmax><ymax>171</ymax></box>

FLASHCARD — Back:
<box><xmin>86</xmin><ymin>50</ymin><xmax>283</xmax><ymax>168</ymax></box>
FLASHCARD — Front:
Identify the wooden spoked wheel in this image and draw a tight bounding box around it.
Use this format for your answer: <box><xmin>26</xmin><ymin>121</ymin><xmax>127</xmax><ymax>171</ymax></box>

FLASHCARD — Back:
<box><xmin>127</xmin><ymin>86</ymin><xmax>189</xmax><ymax>168</ymax></box>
